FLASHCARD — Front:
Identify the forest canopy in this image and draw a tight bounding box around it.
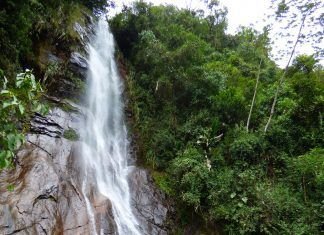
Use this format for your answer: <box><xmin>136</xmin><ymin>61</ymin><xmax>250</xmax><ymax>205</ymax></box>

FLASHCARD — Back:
<box><xmin>110</xmin><ymin>1</ymin><xmax>323</xmax><ymax>233</ymax></box>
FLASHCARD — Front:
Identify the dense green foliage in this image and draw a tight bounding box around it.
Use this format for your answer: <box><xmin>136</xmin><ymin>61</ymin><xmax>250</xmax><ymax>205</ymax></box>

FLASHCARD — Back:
<box><xmin>110</xmin><ymin>1</ymin><xmax>324</xmax><ymax>233</ymax></box>
<box><xmin>0</xmin><ymin>70</ymin><xmax>47</xmax><ymax>168</ymax></box>
<box><xmin>0</xmin><ymin>0</ymin><xmax>111</xmax><ymax>75</ymax></box>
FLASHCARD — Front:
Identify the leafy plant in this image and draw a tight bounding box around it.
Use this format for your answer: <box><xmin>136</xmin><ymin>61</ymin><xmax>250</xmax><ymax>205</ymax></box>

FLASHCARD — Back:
<box><xmin>63</xmin><ymin>128</ymin><xmax>79</xmax><ymax>141</ymax></box>
<box><xmin>111</xmin><ymin>2</ymin><xmax>324</xmax><ymax>233</ymax></box>
<box><xmin>0</xmin><ymin>69</ymin><xmax>47</xmax><ymax>168</ymax></box>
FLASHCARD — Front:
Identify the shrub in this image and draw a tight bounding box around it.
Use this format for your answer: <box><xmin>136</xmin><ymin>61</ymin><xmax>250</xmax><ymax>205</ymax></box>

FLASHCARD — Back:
<box><xmin>0</xmin><ymin>70</ymin><xmax>47</xmax><ymax>168</ymax></box>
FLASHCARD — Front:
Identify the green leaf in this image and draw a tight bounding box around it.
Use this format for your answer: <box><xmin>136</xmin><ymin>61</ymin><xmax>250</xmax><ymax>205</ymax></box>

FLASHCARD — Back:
<box><xmin>16</xmin><ymin>73</ymin><xmax>24</xmax><ymax>88</ymax></box>
<box><xmin>0</xmin><ymin>89</ymin><xmax>10</xmax><ymax>95</ymax></box>
<box><xmin>0</xmin><ymin>151</ymin><xmax>13</xmax><ymax>168</ymax></box>
<box><xmin>6</xmin><ymin>133</ymin><xmax>23</xmax><ymax>151</ymax></box>
<box><xmin>30</xmin><ymin>75</ymin><xmax>37</xmax><ymax>90</ymax></box>
<box><xmin>0</xmin><ymin>70</ymin><xmax>43</xmax><ymax>169</ymax></box>
<box><xmin>39</xmin><ymin>104</ymin><xmax>49</xmax><ymax>115</ymax></box>
<box><xmin>230</xmin><ymin>192</ymin><xmax>236</xmax><ymax>198</ymax></box>
<box><xmin>7</xmin><ymin>184</ymin><xmax>14</xmax><ymax>192</ymax></box>
<box><xmin>3</xmin><ymin>96</ymin><xmax>19</xmax><ymax>108</ymax></box>
<box><xmin>7</xmin><ymin>134</ymin><xmax>17</xmax><ymax>151</ymax></box>
<box><xmin>3</xmin><ymin>101</ymin><xmax>12</xmax><ymax>108</ymax></box>
<box><xmin>2</xmin><ymin>75</ymin><xmax>8</xmax><ymax>89</ymax></box>
<box><xmin>0</xmin><ymin>151</ymin><xmax>6</xmax><ymax>168</ymax></box>
<box><xmin>242</xmin><ymin>197</ymin><xmax>248</xmax><ymax>203</ymax></box>
<box><xmin>18</xmin><ymin>103</ymin><xmax>25</xmax><ymax>115</ymax></box>
<box><xmin>0</xmin><ymin>160</ymin><xmax>5</xmax><ymax>169</ymax></box>
<box><xmin>34</xmin><ymin>103</ymin><xmax>42</xmax><ymax>113</ymax></box>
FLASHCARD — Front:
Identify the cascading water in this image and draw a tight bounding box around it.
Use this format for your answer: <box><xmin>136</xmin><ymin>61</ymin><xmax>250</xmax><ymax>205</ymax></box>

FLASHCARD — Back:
<box><xmin>80</xmin><ymin>16</ymin><xmax>141</xmax><ymax>235</ymax></box>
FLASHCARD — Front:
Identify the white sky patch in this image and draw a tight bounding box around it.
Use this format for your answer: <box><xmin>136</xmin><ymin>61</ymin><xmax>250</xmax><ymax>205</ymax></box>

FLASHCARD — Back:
<box><xmin>109</xmin><ymin>0</ymin><xmax>270</xmax><ymax>34</ymax></box>
<box><xmin>109</xmin><ymin>0</ymin><xmax>323</xmax><ymax>67</ymax></box>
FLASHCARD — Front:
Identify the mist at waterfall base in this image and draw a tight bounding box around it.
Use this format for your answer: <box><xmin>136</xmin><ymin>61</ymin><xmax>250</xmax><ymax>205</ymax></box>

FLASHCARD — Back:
<box><xmin>79</xmin><ymin>17</ymin><xmax>142</xmax><ymax>235</ymax></box>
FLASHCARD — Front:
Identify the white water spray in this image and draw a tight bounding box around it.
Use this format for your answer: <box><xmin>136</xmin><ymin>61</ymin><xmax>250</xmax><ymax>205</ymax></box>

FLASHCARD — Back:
<box><xmin>80</xmin><ymin>17</ymin><xmax>141</xmax><ymax>235</ymax></box>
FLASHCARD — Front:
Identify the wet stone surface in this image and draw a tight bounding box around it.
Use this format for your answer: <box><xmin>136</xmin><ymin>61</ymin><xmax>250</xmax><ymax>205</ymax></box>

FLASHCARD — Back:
<box><xmin>0</xmin><ymin>108</ymin><xmax>169</xmax><ymax>234</ymax></box>
<box><xmin>129</xmin><ymin>168</ymin><xmax>169</xmax><ymax>235</ymax></box>
<box><xmin>0</xmin><ymin>108</ymin><xmax>92</xmax><ymax>235</ymax></box>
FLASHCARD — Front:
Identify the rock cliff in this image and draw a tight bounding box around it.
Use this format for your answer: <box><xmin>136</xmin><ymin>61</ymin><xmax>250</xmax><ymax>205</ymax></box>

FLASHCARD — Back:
<box><xmin>0</xmin><ymin>13</ymin><xmax>169</xmax><ymax>235</ymax></box>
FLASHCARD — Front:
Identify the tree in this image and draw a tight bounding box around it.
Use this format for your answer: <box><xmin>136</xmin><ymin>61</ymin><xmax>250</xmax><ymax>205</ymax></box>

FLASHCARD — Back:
<box><xmin>110</xmin><ymin>2</ymin><xmax>324</xmax><ymax>233</ymax></box>
<box><xmin>81</xmin><ymin>0</ymin><xmax>114</xmax><ymax>13</ymax></box>
<box><xmin>240</xmin><ymin>27</ymin><xmax>271</xmax><ymax>132</ymax></box>
<box><xmin>202</xmin><ymin>0</ymin><xmax>228</xmax><ymax>49</ymax></box>
<box><xmin>264</xmin><ymin>0</ymin><xmax>323</xmax><ymax>132</ymax></box>
<box><xmin>246</xmin><ymin>58</ymin><xmax>262</xmax><ymax>132</ymax></box>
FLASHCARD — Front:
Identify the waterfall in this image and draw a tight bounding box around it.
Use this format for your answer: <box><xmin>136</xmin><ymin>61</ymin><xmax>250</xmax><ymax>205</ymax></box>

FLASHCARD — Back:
<box><xmin>80</xmin><ymin>16</ymin><xmax>141</xmax><ymax>235</ymax></box>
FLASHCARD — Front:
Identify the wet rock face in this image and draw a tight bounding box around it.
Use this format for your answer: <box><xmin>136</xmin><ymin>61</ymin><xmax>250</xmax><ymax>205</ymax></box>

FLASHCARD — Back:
<box><xmin>129</xmin><ymin>168</ymin><xmax>169</xmax><ymax>235</ymax></box>
<box><xmin>0</xmin><ymin>108</ymin><xmax>92</xmax><ymax>234</ymax></box>
<box><xmin>0</xmin><ymin>107</ymin><xmax>169</xmax><ymax>234</ymax></box>
<box><xmin>0</xmin><ymin>108</ymin><xmax>114</xmax><ymax>234</ymax></box>
<box><xmin>69</xmin><ymin>52</ymin><xmax>88</xmax><ymax>80</ymax></box>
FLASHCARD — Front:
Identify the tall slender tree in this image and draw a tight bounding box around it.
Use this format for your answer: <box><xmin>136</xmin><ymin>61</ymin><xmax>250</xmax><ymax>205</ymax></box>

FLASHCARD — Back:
<box><xmin>264</xmin><ymin>0</ymin><xmax>323</xmax><ymax>132</ymax></box>
<box><xmin>246</xmin><ymin>58</ymin><xmax>262</xmax><ymax>132</ymax></box>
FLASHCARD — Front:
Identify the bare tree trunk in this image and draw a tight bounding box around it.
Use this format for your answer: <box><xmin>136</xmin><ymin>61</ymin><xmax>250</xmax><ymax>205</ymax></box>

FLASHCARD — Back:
<box><xmin>264</xmin><ymin>14</ymin><xmax>307</xmax><ymax>132</ymax></box>
<box><xmin>246</xmin><ymin>58</ymin><xmax>263</xmax><ymax>132</ymax></box>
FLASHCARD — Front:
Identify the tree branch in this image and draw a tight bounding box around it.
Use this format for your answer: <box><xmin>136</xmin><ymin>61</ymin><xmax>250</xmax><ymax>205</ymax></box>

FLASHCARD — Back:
<box><xmin>246</xmin><ymin>58</ymin><xmax>263</xmax><ymax>132</ymax></box>
<box><xmin>264</xmin><ymin>12</ymin><xmax>307</xmax><ymax>132</ymax></box>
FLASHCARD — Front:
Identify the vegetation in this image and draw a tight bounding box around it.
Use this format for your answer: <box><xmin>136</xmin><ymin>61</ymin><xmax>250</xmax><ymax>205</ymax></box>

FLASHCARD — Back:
<box><xmin>0</xmin><ymin>0</ymin><xmax>323</xmax><ymax>233</ymax></box>
<box><xmin>110</xmin><ymin>1</ymin><xmax>323</xmax><ymax>233</ymax></box>
<box><xmin>63</xmin><ymin>128</ymin><xmax>79</xmax><ymax>141</ymax></box>
<box><xmin>0</xmin><ymin>70</ymin><xmax>47</xmax><ymax>168</ymax></box>
<box><xmin>0</xmin><ymin>0</ymin><xmax>108</xmax><ymax>166</ymax></box>
<box><xmin>0</xmin><ymin>0</ymin><xmax>111</xmax><ymax>76</ymax></box>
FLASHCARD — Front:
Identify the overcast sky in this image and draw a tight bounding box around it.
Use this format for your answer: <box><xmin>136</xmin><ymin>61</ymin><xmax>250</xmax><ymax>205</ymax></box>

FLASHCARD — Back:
<box><xmin>110</xmin><ymin>0</ymin><xmax>270</xmax><ymax>33</ymax></box>
<box><xmin>109</xmin><ymin>0</ymin><xmax>323</xmax><ymax>67</ymax></box>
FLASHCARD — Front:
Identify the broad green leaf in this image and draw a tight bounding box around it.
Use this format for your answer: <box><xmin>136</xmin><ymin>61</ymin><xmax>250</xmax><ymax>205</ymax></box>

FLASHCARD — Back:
<box><xmin>6</xmin><ymin>134</ymin><xmax>23</xmax><ymax>151</ymax></box>
<box><xmin>39</xmin><ymin>104</ymin><xmax>49</xmax><ymax>115</ymax></box>
<box><xmin>3</xmin><ymin>96</ymin><xmax>19</xmax><ymax>108</ymax></box>
<box><xmin>242</xmin><ymin>197</ymin><xmax>248</xmax><ymax>203</ymax></box>
<box><xmin>30</xmin><ymin>75</ymin><xmax>37</xmax><ymax>90</ymax></box>
<box><xmin>34</xmin><ymin>103</ymin><xmax>42</xmax><ymax>112</ymax></box>
<box><xmin>18</xmin><ymin>103</ymin><xmax>25</xmax><ymax>115</ymax></box>
<box><xmin>0</xmin><ymin>151</ymin><xmax>13</xmax><ymax>168</ymax></box>
<box><xmin>3</xmin><ymin>101</ymin><xmax>12</xmax><ymax>108</ymax></box>
<box><xmin>7</xmin><ymin>134</ymin><xmax>17</xmax><ymax>151</ymax></box>
<box><xmin>0</xmin><ymin>89</ymin><xmax>10</xmax><ymax>95</ymax></box>
<box><xmin>16</xmin><ymin>74</ymin><xmax>24</xmax><ymax>88</ymax></box>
